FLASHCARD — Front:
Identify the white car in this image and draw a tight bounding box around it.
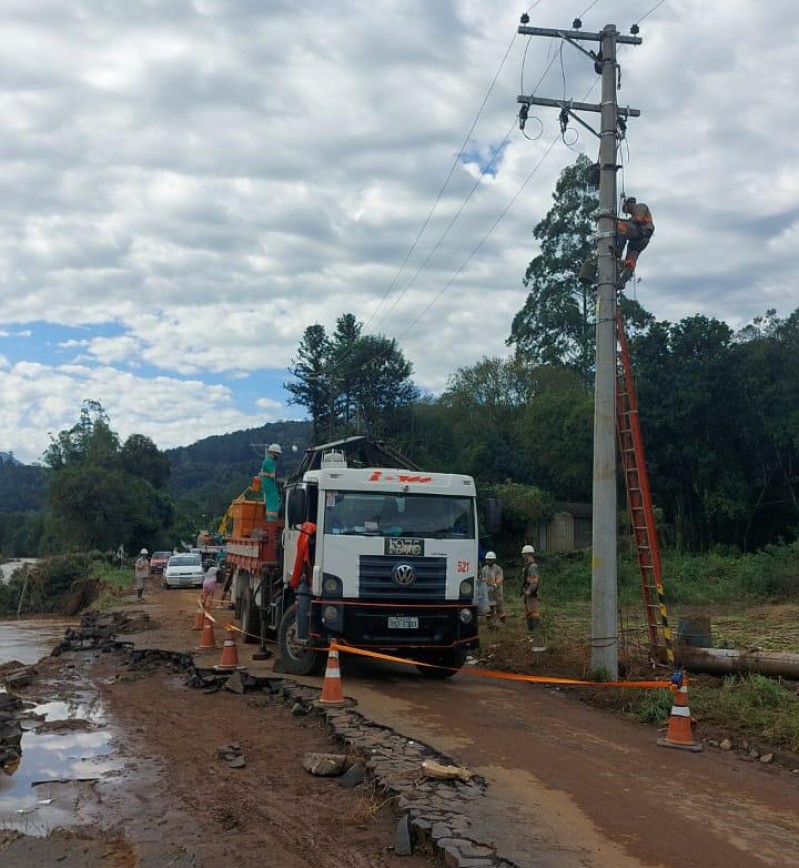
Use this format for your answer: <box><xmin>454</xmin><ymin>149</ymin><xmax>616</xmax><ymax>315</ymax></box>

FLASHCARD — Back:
<box><xmin>163</xmin><ymin>553</ymin><xmax>204</xmax><ymax>589</ymax></box>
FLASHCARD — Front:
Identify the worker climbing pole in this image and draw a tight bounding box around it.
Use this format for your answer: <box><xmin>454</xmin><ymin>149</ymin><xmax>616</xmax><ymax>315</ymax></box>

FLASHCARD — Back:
<box><xmin>516</xmin><ymin>16</ymin><xmax>642</xmax><ymax>679</ymax></box>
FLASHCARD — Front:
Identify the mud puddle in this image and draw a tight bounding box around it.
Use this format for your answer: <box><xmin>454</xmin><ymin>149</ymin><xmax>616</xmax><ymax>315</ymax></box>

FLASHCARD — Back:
<box><xmin>0</xmin><ymin>687</ymin><xmax>122</xmax><ymax>836</ymax></box>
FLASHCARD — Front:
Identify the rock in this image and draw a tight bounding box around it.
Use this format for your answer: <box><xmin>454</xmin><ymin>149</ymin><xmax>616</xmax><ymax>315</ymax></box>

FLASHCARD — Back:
<box><xmin>302</xmin><ymin>753</ymin><xmax>347</xmax><ymax>776</ymax></box>
<box><xmin>741</xmin><ymin>739</ymin><xmax>750</xmax><ymax>751</ymax></box>
<box><xmin>291</xmin><ymin>702</ymin><xmax>309</xmax><ymax>716</ymax></box>
<box><xmin>393</xmin><ymin>814</ymin><xmax>413</xmax><ymax>856</ymax></box>
<box><xmin>719</xmin><ymin>738</ymin><xmax>733</xmax><ymax>751</ymax></box>
<box><xmin>431</xmin><ymin>823</ymin><xmax>452</xmax><ymax>841</ymax></box>
<box><xmin>760</xmin><ymin>753</ymin><xmax>774</xmax><ymax>764</ymax></box>
<box><xmin>224</xmin><ymin>672</ymin><xmax>246</xmax><ymax>695</ymax></box>
<box><xmin>748</xmin><ymin>748</ymin><xmax>760</xmax><ymax>759</ymax></box>
<box><xmin>229</xmin><ymin>756</ymin><xmax>246</xmax><ymax>769</ymax></box>
<box><xmin>338</xmin><ymin>764</ymin><xmax>365</xmax><ymax>789</ymax></box>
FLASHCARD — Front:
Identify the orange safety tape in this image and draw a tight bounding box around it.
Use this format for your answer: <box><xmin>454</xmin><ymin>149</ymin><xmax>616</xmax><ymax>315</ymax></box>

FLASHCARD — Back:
<box><xmin>222</xmin><ymin>627</ymin><xmax>670</xmax><ymax>689</ymax></box>
<box><xmin>332</xmin><ymin>642</ymin><xmax>670</xmax><ymax>689</ymax></box>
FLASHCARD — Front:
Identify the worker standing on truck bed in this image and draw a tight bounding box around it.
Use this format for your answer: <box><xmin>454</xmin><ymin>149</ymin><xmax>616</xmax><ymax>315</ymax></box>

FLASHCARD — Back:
<box><xmin>260</xmin><ymin>443</ymin><xmax>282</xmax><ymax>521</ymax></box>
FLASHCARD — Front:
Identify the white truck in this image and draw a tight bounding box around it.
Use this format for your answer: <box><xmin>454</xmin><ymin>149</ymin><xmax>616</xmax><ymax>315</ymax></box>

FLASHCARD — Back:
<box><xmin>229</xmin><ymin>437</ymin><xmax>480</xmax><ymax>678</ymax></box>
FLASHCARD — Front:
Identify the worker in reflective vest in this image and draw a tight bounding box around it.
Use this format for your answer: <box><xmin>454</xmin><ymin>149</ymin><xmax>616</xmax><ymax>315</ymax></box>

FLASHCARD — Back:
<box><xmin>290</xmin><ymin>521</ymin><xmax>316</xmax><ymax>643</ymax></box>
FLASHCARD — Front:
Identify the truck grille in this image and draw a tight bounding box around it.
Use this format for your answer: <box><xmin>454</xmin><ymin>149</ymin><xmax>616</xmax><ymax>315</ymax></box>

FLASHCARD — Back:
<box><xmin>358</xmin><ymin>555</ymin><xmax>446</xmax><ymax>601</ymax></box>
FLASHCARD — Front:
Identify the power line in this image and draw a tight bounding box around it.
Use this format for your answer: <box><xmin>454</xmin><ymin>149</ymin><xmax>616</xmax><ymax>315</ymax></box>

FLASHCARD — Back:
<box><xmin>358</xmin><ymin>30</ymin><xmax>520</xmax><ymax>337</ymax></box>
<box><xmin>578</xmin><ymin>0</ymin><xmax>602</xmax><ymax>18</ymax></box>
<box><xmin>393</xmin><ymin>133</ymin><xmax>562</xmax><ymax>345</ymax></box>
<box><xmin>370</xmin><ymin>46</ymin><xmax>566</xmax><ymax>334</ymax></box>
<box><xmin>635</xmin><ymin>0</ymin><xmax>669</xmax><ymax>25</ymax></box>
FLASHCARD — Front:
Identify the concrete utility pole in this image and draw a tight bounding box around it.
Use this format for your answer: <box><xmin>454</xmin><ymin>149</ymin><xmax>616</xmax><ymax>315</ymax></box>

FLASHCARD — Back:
<box><xmin>516</xmin><ymin>18</ymin><xmax>642</xmax><ymax>679</ymax></box>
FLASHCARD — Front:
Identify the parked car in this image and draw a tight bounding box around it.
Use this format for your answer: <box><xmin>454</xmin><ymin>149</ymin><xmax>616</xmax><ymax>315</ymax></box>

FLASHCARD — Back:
<box><xmin>149</xmin><ymin>551</ymin><xmax>172</xmax><ymax>575</ymax></box>
<box><xmin>163</xmin><ymin>553</ymin><xmax>204</xmax><ymax>589</ymax></box>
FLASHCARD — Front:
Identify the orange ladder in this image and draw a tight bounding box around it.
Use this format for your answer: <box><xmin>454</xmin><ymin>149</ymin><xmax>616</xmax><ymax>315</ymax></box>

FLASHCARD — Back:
<box><xmin>615</xmin><ymin>312</ymin><xmax>674</xmax><ymax>666</ymax></box>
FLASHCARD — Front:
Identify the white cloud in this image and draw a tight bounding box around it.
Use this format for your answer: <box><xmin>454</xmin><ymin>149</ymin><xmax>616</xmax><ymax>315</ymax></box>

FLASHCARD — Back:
<box><xmin>0</xmin><ymin>0</ymin><xmax>798</xmax><ymax>459</ymax></box>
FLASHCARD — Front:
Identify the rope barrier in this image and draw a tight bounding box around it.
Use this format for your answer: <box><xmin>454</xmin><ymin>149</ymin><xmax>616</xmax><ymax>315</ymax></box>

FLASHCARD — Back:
<box><xmin>221</xmin><ymin>620</ymin><xmax>674</xmax><ymax>689</ymax></box>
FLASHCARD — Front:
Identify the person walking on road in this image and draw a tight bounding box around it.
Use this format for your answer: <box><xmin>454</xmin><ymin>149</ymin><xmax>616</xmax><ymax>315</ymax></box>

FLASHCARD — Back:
<box><xmin>202</xmin><ymin>561</ymin><xmax>220</xmax><ymax>608</ymax></box>
<box><xmin>520</xmin><ymin>544</ymin><xmax>545</xmax><ymax>649</ymax></box>
<box><xmin>261</xmin><ymin>443</ymin><xmax>282</xmax><ymax>521</ymax></box>
<box><xmin>481</xmin><ymin>552</ymin><xmax>506</xmax><ymax>627</ymax></box>
<box><xmin>134</xmin><ymin>549</ymin><xmax>150</xmax><ymax>601</ymax></box>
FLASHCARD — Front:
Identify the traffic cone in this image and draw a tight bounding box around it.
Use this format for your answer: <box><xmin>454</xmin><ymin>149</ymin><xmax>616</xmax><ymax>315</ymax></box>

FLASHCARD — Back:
<box><xmin>213</xmin><ymin>626</ymin><xmax>245</xmax><ymax>671</ymax></box>
<box><xmin>657</xmin><ymin>671</ymin><xmax>703</xmax><ymax>752</ymax></box>
<box><xmin>192</xmin><ymin>600</ymin><xmax>205</xmax><ymax>631</ymax></box>
<box><xmin>316</xmin><ymin>642</ymin><xmax>350</xmax><ymax>708</ymax></box>
<box><xmin>197</xmin><ymin>613</ymin><xmax>218</xmax><ymax>650</ymax></box>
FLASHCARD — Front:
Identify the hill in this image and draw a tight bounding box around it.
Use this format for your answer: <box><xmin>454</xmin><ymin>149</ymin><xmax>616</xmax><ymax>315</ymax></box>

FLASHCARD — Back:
<box><xmin>0</xmin><ymin>461</ymin><xmax>48</xmax><ymax>513</ymax></box>
<box><xmin>165</xmin><ymin>420</ymin><xmax>313</xmax><ymax>519</ymax></box>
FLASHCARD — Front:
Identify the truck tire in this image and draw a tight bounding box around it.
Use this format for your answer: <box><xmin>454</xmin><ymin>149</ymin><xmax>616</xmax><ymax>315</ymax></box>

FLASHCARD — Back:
<box><xmin>240</xmin><ymin>587</ymin><xmax>260</xmax><ymax>645</ymax></box>
<box><xmin>277</xmin><ymin>603</ymin><xmax>325</xmax><ymax>676</ymax></box>
<box><xmin>414</xmin><ymin>648</ymin><xmax>468</xmax><ymax>679</ymax></box>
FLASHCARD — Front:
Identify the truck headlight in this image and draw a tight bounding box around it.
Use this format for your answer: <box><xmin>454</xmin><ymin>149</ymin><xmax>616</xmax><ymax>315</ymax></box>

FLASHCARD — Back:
<box><xmin>459</xmin><ymin>580</ymin><xmax>473</xmax><ymax>597</ymax></box>
<box><xmin>323</xmin><ymin>605</ymin><xmax>339</xmax><ymax>622</ymax></box>
<box><xmin>322</xmin><ymin>575</ymin><xmax>342</xmax><ymax>596</ymax></box>
<box><xmin>459</xmin><ymin>608</ymin><xmax>473</xmax><ymax>624</ymax></box>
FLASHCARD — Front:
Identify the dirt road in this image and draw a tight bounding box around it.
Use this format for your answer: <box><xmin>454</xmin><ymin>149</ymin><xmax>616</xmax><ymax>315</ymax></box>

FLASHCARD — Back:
<box><xmin>4</xmin><ymin>584</ymin><xmax>799</xmax><ymax>867</ymax></box>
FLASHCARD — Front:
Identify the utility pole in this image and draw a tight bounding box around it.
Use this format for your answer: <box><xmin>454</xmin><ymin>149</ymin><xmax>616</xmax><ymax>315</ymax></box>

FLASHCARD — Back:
<box><xmin>516</xmin><ymin>17</ymin><xmax>642</xmax><ymax>679</ymax></box>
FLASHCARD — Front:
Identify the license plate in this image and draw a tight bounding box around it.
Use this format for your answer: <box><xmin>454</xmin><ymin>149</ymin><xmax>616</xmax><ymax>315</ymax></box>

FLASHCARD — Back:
<box><xmin>388</xmin><ymin>616</ymin><xmax>419</xmax><ymax>629</ymax></box>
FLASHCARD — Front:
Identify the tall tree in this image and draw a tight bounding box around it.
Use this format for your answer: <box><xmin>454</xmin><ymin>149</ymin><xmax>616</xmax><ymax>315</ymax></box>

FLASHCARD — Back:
<box><xmin>508</xmin><ymin>154</ymin><xmax>598</xmax><ymax>379</ymax></box>
<box><xmin>286</xmin><ymin>324</ymin><xmax>332</xmax><ymax>440</ymax></box>
<box><xmin>508</xmin><ymin>154</ymin><xmax>652</xmax><ymax>381</ymax></box>
<box><xmin>285</xmin><ymin>314</ymin><xmax>418</xmax><ymax>441</ymax></box>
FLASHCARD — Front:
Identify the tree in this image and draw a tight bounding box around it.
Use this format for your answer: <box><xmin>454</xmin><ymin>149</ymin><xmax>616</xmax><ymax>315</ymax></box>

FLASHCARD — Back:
<box><xmin>284</xmin><ymin>313</ymin><xmax>419</xmax><ymax>441</ymax></box>
<box><xmin>286</xmin><ymin>324</ymin><xmax>332</xmax><ymax>441</ymax></box>
<box><xmin>508</xmin><ymin>154</ymin><xmax>598</xmax><ymax>379</ymax></box>
<box><xmin>43</xmin><ymin>401</ymin><xmax>174</xmax><ymax>552</ymax></box>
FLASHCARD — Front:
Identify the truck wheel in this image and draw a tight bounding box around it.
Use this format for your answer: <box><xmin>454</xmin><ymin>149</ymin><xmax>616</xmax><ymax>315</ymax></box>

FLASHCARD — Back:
<box><xmin>240</xmin><ymin>587</ymin><xmax>260</xmax><ymax>645</ymax></box>
<box><xmin>277</xmin><ymin>603</ymin><xmax>325</xmax><ymax>676</ymax></box>
<box><xmin>414</xmin><ymin>648</ymin><xmax>468</xmax><ymax>679</ymax></box>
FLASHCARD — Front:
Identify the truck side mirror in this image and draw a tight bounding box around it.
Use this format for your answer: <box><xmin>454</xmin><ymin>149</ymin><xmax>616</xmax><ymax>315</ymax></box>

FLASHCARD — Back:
<box><xmin>287</xmin><ymin>487</ymin><xmax>307</xmax><ymax>527</ymax></box>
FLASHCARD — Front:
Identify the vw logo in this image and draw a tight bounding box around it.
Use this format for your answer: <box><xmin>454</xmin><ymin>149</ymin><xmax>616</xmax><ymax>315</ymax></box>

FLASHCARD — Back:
<box><xmin>392</xmin><ymin>563</ymin><xmax>416</xmax><ymax>586</ymax></box>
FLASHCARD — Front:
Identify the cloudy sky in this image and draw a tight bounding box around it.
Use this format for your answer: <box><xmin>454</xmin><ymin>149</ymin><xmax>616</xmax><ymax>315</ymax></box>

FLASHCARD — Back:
<box><xmin>1</xmin><ymin>0</ymin><xmax>797</xmax><ymax>463</ymax></box>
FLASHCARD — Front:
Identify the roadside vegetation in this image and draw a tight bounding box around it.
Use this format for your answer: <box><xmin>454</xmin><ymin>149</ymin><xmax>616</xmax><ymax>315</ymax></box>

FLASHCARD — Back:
<box><xmin>477</xmin><ymin>546</ymin><xmax>799</xmax><ymax>754</ymax></box>
<box><xmin>0</xmin><ymin>552</ymin><xmax>133</xmax><ymax>618</ymax></box>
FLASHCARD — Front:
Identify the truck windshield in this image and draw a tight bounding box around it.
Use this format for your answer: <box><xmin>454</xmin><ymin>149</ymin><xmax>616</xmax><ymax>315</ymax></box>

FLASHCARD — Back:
<box><xmin>323</xmin><ymin>492</ymin><xmax>475</xmax><ymax>539</ymax></box>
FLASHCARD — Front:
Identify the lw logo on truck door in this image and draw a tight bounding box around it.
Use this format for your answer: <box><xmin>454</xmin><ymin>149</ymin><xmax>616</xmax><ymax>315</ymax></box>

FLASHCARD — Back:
<box><xmin>392</xmin><ymin>563</ymin><xmax>417</xmax><ymax>586</ymax></box>
<box><xmin>385</xmin><ymin>537</ymin><xmax>424</xmax><ymax>557</ymax></box>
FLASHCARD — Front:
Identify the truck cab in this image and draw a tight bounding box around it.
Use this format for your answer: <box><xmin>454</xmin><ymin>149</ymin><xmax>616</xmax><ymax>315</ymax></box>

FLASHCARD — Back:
<box><xmin>277</xmin><ymin>454</ymin><xmax>479</xmax><ymax>676</ymax></box>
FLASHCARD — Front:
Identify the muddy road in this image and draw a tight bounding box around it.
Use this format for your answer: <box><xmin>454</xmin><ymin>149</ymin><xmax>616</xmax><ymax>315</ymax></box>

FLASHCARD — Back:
<box><xmin>3</xmin><ymin>585</ymin><xmax>799</xmax><ymax>867</ymax></box>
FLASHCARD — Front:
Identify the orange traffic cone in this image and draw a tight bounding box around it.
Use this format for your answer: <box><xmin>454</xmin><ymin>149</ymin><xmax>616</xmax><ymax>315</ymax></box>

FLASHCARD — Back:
<box><xmin>316</xmin><ymin>642</ymin><xmax>350</xmax><ymax>708</ymax></box>
<box><xmin>657</xmin><ymin>671</ymin><xmax>702</xmax><ymax>752</ymax></box>
<box><xmin>197</xmin><ymin>613</ymin><xmax>218</xmax><ymax>650</ymax></box>
<box><xmin>192</xmin><ymin>600</ymin><xmax>206</xmax><ymax>631</ymax></box>
<box><xmin>213</xmin><ymin>626</ymin><xmax>245</xmax><ymax>672</ymax></box>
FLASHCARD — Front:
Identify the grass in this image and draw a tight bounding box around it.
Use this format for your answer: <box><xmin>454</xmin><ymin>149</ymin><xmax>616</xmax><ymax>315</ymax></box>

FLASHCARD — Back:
<box><xmin>478</xmin><ymin>581</ymin><xmax>799</xmax><ymax>755</ymax></box>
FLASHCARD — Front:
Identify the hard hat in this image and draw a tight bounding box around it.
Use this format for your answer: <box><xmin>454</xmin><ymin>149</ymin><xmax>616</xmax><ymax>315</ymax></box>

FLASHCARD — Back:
<box><xmin>267</xmin><ymin>443</ymin><xmax>282</xmax><ymax>455</ymax></box>
<box><xmin>521</xmin><ymin>544</ymin><xmax>535</xmax><ymax>555</ymax></box>
<box><xmin>140</xmin><ymin>548</ymin><xmax>149</xmax><ymax>555</ymax></box>
<box><xmin>485</xmin><ymin>551</ymin><xmax>497</xmax><ymax>560</ymax></box>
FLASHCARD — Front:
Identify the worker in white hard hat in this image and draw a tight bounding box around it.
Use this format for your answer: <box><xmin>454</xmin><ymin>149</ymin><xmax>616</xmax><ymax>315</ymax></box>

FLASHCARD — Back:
<box><xmin>520</xmin><ymin>544</ymin><xmax>544</xmax><ymax>646</ymax></box>
<box><xmin>480</xmin><ymin>552</ymin><xmax>506</xmax><ymax>627</ymax></box>
<box><xmin>134</xmin><ymin>549</ymin><xmax>150</xmax><ymax>601</ymax></box>
<box><xmin>261</xmin><ymin>443</ymin><xmax>283</xmax><ymax>521</ymax></box>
